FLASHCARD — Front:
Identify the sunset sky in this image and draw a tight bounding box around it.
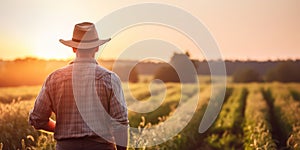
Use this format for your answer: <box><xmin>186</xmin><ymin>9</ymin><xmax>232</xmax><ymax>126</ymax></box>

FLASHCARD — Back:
<box><xmin>0</xmin><ymin>0</ymin><xmax>299</xmax><ymax>61</ymax></box>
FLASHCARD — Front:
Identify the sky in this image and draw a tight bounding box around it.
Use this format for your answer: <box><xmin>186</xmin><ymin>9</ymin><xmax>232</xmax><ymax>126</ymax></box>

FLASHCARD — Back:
<box><xmin>0</xmin><ymin>0</ymin><xmax>299</xmax><ymax>61</ymax></box>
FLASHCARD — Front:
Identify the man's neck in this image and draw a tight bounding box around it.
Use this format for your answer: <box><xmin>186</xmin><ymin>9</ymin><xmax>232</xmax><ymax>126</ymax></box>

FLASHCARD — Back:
<box><xmin>76</xmin><ymin>53</ymin><xmax>95</xmax><ymax>59</ymax></box>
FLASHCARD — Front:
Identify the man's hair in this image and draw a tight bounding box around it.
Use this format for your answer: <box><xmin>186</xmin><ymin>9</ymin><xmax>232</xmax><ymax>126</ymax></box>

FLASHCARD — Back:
<box><xmin>76</xmin><ymin>47</ymin><xmax>98</xmax><ymax>53</ymax></box>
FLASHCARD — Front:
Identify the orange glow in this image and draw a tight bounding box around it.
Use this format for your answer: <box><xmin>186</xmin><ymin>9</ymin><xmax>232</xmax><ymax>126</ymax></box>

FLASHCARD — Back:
<box><xmin>0</xmin><ymin>1</ymin><xmax>299</xmax><ymax>61</ymax></box>
<box><xmin>101</xmin><ymin>24</ymin><xmax>203</xmax><ymax>61</ymax></box>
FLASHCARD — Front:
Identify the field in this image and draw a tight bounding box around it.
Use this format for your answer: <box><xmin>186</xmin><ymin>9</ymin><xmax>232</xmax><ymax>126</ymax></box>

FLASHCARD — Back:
<box><xmin>0</xmin><ymin>81</ymin><xmax>300</xmax><ymax>150</ymax></box>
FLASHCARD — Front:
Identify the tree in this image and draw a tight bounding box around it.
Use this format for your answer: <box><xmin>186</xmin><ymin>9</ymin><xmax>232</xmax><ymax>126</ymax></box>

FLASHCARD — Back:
<box><xmin>153</xmin><ymin>65</ymin><xmax>179</xmax><ymax>82</ymax></box>
<box><xmin>265</xmin><ymin>61</ymin><xmax>300</xmax><ymax>82</ymax></box>
<box><xmin>169</xmin><ymin>53</ymin><xmax>197</xmax><ymax>83</ymax></box>
<box><xmin>113</xmin><ymin>65</ymin><xmax>139</xmax><ymax>83</ymax></box>
<box><xmin>232</xmin><ymin>68</ymin><xmax>261</xmax><ymax>83</ymax></box>
<box><xmin>129</xmin><ymin>66</ymin><xmax>139</xmax><ymax>83</ymax></box>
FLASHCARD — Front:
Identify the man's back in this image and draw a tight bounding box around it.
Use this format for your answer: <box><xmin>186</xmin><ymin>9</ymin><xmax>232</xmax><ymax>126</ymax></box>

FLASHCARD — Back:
<box><xmin>29</xmin><ymin>59</ymin><xmax>128</xmax><ymax>149</ymax></box>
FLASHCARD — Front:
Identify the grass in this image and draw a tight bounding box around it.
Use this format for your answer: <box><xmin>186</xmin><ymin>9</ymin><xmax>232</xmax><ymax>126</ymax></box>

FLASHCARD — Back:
<box><xmin>1</xmin><ymin>82</ymin><xmax>300</xmax><ymax>149</ymax></box>
<box><xmin>0</xmin><ymin>86</ymin><xmax>40</xmax><ymax>104</ymax></box>
<box><xmin>0</xmin><ymin>99</ymin><xmax>55</xmax><ymax>150</ymax></box>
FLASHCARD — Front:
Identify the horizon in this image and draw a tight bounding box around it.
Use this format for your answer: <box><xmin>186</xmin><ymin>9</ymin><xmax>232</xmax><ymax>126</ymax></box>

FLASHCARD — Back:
<box><xmin>1</xmin><ymin>55</ymin><xmax>299</xmax><ymax>62</ymax></box>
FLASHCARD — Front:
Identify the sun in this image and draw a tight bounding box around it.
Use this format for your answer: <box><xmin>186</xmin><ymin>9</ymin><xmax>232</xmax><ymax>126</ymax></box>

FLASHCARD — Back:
<box><xmin>34</xmin><ymin>50</ymin><xmax>71</xmax><ymax>60</ymax></box>
<box><xmin>33</xmin><ymin>41</ymin><xmax>74</xmax><ymax>60</ymax></box>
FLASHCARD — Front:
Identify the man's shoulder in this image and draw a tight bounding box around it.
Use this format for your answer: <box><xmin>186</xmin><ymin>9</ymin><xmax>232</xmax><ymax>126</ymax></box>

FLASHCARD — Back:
<box><xmin>95</xmin><ymin>65</ymin><xmax>120</xmax><ymax>80</ymax></box>
<box><xmin>45</xmin><ymin>64</ymin><xmax>120</xmax><ymax>83</ymax></box>
<box><xmin>46</xmin><ymin>65</ymin><xmax>72</xmax><ymax>82</ymax></box>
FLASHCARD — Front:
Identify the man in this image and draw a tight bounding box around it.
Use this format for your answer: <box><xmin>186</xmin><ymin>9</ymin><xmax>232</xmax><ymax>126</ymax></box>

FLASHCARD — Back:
<box><xmin>29</xmin><ymin>22</ymin><xmax>129</xmax><ymax>150</ymax></box>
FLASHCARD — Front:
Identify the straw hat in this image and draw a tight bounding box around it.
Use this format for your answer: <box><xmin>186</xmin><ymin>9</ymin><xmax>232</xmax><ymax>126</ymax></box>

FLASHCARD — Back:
<box><xmin>59</xmin><ymin>22</ymin><xmax>111</xmax><ymax>49</ymax></box>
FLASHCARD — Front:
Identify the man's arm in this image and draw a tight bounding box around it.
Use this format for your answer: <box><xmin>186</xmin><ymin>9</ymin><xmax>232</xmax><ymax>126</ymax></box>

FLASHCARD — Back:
<box><xmin>110</xmin><ymin>74</ymin><xmax>129</xmax><ymax>150</ymax></box>
<box><xmin>29</xmin><ymin>79</ymin><xmax>55</xmax><ymax>132</ymax></box>
<box><xmin>29</xmin><ymin>115</ymin><xmax>56</xmax><ymax>132</ymax></box>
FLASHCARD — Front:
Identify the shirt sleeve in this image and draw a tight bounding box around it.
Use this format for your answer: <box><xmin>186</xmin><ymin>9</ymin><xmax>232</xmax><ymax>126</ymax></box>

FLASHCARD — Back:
<box><xmin>109</xmin><ymin>73</ymin><xmax>129</xmax><ymax>125</ymax></box>
<box><xmin>29</xmin><ymin>76</ymin><xmax>53</xmax><ymax>131</ymax></box>
<box><xmin>109</xmin><ymin>73</ymin><xmax>129</xmax><ymax>147</ymax></box>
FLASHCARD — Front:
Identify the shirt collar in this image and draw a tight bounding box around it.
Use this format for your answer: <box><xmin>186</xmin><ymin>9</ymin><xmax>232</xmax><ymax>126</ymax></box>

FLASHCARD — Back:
<box><xmin>69</xmin><ymin>58</ymin><xmax>98</xmax><ymax>64</ymax></box>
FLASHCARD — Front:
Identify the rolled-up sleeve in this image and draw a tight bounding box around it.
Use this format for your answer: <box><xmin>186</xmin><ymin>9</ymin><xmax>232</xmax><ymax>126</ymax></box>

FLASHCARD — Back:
<box><xmin>29</xmin><ymin>78</ymin><xmax>53</xmax><ymax>130</ymax></box>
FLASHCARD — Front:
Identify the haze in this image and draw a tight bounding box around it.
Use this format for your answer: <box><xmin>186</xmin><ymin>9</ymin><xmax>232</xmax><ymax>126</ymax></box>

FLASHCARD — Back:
<box><xmin>0</xmin><ymin>0</ymin><xmax>299</xmax><ymax>61</ymax></box>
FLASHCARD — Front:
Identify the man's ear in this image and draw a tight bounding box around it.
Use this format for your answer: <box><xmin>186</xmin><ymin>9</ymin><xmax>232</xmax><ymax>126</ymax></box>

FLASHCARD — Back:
<box><xmin>72</xmin><ymin>48</ymin><xmax>77</xmax><ymax>53</ymax></box>
<box><xmin>95</xmin><ymin>47</ymin><xmax>99</xmax><ymax>52</ymax></box>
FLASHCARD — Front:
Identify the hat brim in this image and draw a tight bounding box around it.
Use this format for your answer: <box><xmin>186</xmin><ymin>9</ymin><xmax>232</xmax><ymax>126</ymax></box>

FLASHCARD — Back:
<box><xmin>59</xmin><ymin>38</ymin><xmax>111</xmax><ymax>49</ymax></box>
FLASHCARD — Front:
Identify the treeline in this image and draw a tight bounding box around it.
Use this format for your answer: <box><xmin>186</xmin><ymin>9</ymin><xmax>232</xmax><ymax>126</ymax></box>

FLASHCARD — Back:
<box><xmin>0</xmin><ymin>57</ymin><xmax>299</xmax><ymax>86</ymax></box>
<box><xmin>232</xmin><ymin>61</ymin><xmax>300</xmax><ymax>83</ymax></box>
<box><xmin>194</xmin><ymin>59</ymin><xmax>300</xmax><ymax>76</ymax></box>
<box><xmin>149</xmin><ymin>53</ymin><xmax>300</xmax><ymax>83</ymax></box>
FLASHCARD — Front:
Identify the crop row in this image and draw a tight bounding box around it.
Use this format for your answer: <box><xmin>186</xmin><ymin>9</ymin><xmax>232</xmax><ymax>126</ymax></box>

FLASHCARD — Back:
<box><xmin>243</xmin><ymin>85</ymin><xmax>277</xmax><ymax>149</ymax></box>
<box><xmin>128</xmin><ymin>85</ymin><xmax>211</xmax><ymax>149</ymax></box>
<box><xmin>204</xmin><ymin>86</ymin><xmax>247</xmax><ymax>149</ymax></box>
<box><xmin>127</xmin><ymin>83</ymin><xmax>201</xmax><ymax>127</ymax></box>
<box><xmin>264</xmin><ymin>83</ymin><xmax>300</xmax><ymax>149</ymax></box>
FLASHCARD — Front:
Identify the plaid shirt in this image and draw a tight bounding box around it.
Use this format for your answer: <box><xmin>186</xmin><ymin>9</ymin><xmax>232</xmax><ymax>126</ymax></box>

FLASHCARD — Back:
<box><xmin>29</xmin><ymin>58</ymin><xmax>128</xmax><ymax>142</ymax></box>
